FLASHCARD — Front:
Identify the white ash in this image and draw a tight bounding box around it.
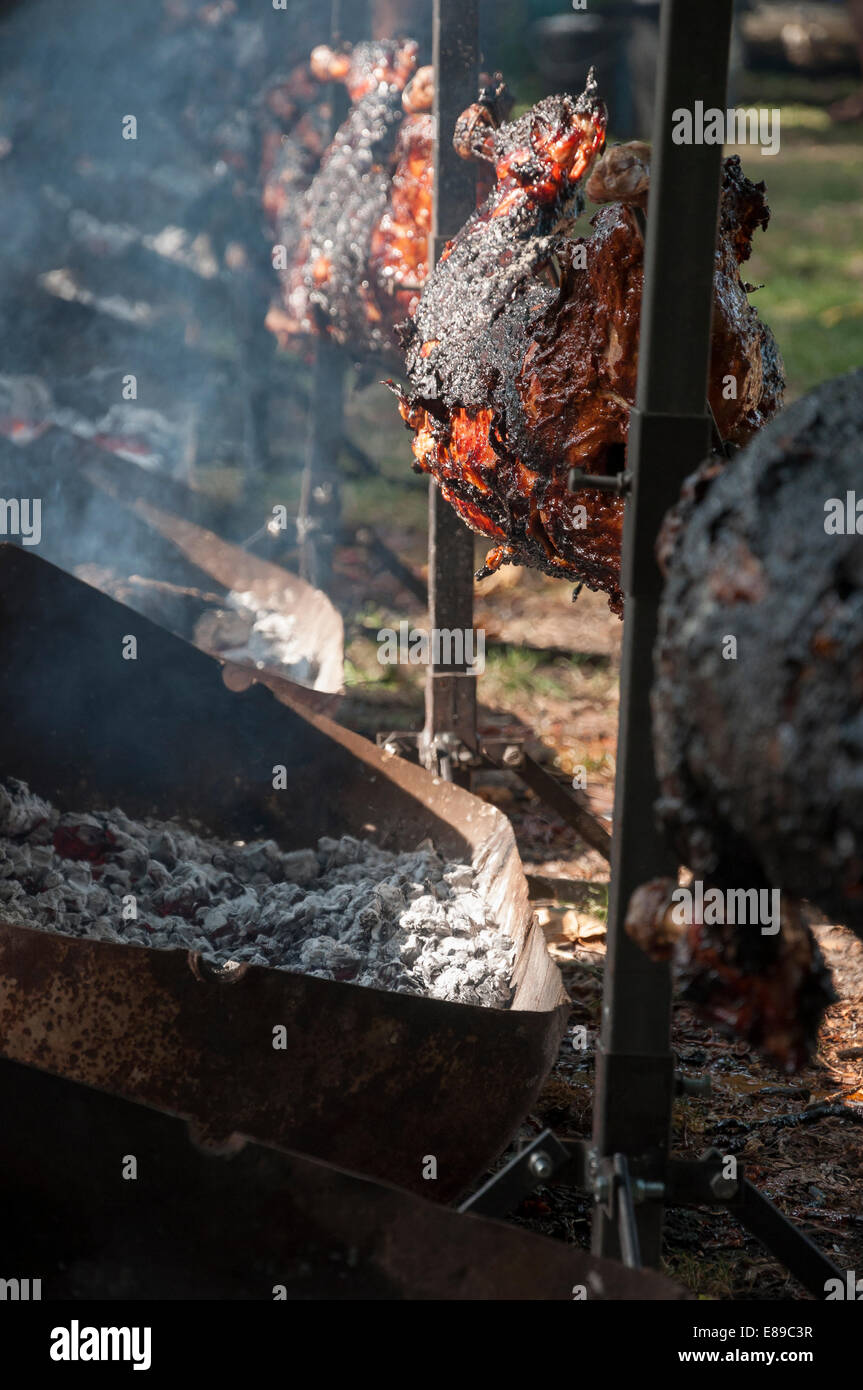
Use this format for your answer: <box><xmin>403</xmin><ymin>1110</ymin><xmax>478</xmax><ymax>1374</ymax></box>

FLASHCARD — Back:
<box><xmin>194</xmin><ymin>591</ymin><xmax>318</xmax><ymax>687</ymax></box>
<box><xmin>0</xmin><ymin>780</ymin><xmax>514</xmax><ymax>1008</ymax></box>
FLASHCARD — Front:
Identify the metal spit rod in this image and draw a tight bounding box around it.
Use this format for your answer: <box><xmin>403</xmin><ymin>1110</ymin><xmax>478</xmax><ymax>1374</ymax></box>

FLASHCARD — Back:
<box><xmin>422</xmin><ymin>0</ymin><xmax>480</xmax><ymax>779</ymax></box>
<box><xmin>591</xmin><ymin>0</ymin><xmax>735</xmax><ymax>1266</ymax></box>
<box><xmin>389</xmin><ymin>2</ymin><xmax>612</xmax><ymax>853</ymax></box>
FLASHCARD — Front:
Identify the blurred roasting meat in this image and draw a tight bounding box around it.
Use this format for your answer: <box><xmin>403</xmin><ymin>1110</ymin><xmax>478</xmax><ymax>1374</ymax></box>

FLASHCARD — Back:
<box><xmin>395</xmin><ymin>89</ymin><xmax>785</xmax><ymax>614</ymax></box>
<box><xmin>273</xmin><ymin>39</ymin><xmax>422</xmax><ymax>356</ymax></box>
<box><xmin>626</xmin><ymin>371</ymin><xmax>863</xmax><ymax>1069</ymax></box>
<box><xmin>271</xmin><ymin>39</ymin><xmax>511</xmax><ymax>359</ymax></box>
<box><xmin>260</xmin><ymin>63</ymin><xmax>332</xmax><ymax>265</ymax></box>
<box><xmin>626</xmin><ymin>880</ymin><xmax>834</xmax><ymax>1072</ymax></box>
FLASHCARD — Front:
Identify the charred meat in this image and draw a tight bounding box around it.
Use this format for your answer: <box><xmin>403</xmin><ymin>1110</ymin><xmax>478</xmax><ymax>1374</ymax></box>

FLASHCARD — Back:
<box><xmin>636</xmin><ymin>370</ymin><xmax>863</xmax><ymax>1065</ymax></box>
<box><xmin>395</xmin><ymin>107</ymin><xmax>784</xmax><ymax>613</ymax></box>
<box><xmin>273</xmin><ymin>45</ymin><xmax>508</xmax><ymax>358</ymax></box>
<box><xmin>654</xmin><ymin>369</ymin><xmax>863</xmax><ymax>937</ymax></box>
<box><xmin>277</xmin><ymin>39</ymin><xmax>420</xmax><ymax>357</ymax></box>
<box><xmin>260</xmin><ymin>63</ymin><xmax>332</xmax><ymax>258</ymax></box>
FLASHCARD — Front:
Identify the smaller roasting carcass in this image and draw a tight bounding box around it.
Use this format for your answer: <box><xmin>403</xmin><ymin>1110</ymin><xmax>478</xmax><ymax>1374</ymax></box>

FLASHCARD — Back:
<box><xmin>271</xmin><ymin>40</ymin><xmax>511</xmax><ymax>359</ymax></box>
<box><xmin>0</xmin><ymin>546</ymin><xmax>568</xmax><ymax>1198</ymax></box>
<box><xmin>631</xmin><ymin>370</ymin><xmax>863</xmax><ymax>1066</ymax></box>
<box><xmin>259</xmin><ymin>62</ymin><xmax>332</xmax><ymax>279</ymax></box>
<box><xmin>395</xmin><ymin>108</ymin><xmax>784</xmax><ymax>612</ymax></box>
<box><xmin>276</xmin><ymin>39</ymin><xmax>422</xmax><ymax>357</ymax></box>
<box><xmin>367</xmin><ymin>70</ymin><xmax>512</xmax><ymax>332</ymax></box>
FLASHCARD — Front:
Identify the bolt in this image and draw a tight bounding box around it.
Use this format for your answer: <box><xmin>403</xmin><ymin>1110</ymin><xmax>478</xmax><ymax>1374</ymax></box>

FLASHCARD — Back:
<box><xmin>631</xmin><ymin>1179</ymin><xmax>665</xmax><ymax>1205</ymax></box>
<box><xmin>593</xmin><ymin>1173</ymin><xmax>610</xmax><ymax>1204</ymax></box>
<box><xmin>501</xmin><ymin>745</ymin><xmax>523</xmax><ymax>767</ymax></box>
<box><xmin>528</xmin><ymin>1150</ymin><xmax>554</xmax><ymax>1181</ymax></box>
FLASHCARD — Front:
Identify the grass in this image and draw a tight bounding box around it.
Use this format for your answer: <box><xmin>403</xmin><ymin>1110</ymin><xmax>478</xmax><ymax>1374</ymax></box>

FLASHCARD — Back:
<box><xmin>735</xmin><ymin>125</ymin><xmax>863</xmax><ymax>397</ymax></box>
<box><xmin>481</xmin><ymin>646</ymin><xmax>589</xmax><ymax>700</ymax></box>
<box><xmin>662</xmin><ymin>1252</ymin><xmax>740</xmax><ymax>1302</ymax></box>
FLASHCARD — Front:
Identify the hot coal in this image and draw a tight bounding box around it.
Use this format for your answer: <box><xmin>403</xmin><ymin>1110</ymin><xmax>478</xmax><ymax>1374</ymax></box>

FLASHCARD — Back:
<box><xmin>0</xmin><ymin>780</ymin><xmax>515</xmax><ymax>1007</ymax></box>
<box><xmin>0</xmin><ymin>372</ymin><xmax>195</xmax><ymax>480</ymax></box>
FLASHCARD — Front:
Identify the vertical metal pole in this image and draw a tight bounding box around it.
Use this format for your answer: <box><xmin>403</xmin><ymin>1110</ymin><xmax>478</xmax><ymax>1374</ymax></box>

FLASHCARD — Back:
<box><xmin>298</xmin><ymin>340</ymin><xmax>346</xmax><ymax>591</ymax></box>
<box><xmin>422</xmin><ymin>0</ymin><xmax>479</xmax><ymax>777</ymax></box>
<box><xmin>591</xmin><ymin>0</ymin><xmax>734</xmax><ymax>1266</ymax></box>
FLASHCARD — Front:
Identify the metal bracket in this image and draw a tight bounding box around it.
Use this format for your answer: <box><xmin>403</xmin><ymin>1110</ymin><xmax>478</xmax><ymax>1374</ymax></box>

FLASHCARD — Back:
<box><xmin>457</xmin><ymin>1135</ymin><xmax>845</xmax><ymax>1295</ymax></box>
<box><xmin>457</xmin><ymin>1130</ymin><xmax>579</xmax><ymax>1216</ymax></box>
<box><xmin>595</xmin><ymin>1155</ymin><xmax>645</xmax><ymax>1268</ymax></box>
<box><xmin>567</xmin><ymin>468</ymin><xmax>632</xmax><ymax>496</ymax></box>
<box><xmin>376</xmin><ymin>730</ymin><xmax>612</xmax><ymax>859</ymax></box>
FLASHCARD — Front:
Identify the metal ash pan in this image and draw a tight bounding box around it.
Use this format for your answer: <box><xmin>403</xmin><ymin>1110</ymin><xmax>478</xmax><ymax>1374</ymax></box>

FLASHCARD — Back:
<box><xmin>0</xmin><ymin>546</ymin><xmax>567</xmax><ymax>1200</ymax></box>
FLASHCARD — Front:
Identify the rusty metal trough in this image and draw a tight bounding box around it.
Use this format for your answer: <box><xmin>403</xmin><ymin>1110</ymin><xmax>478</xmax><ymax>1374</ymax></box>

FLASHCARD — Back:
<box><xmin>0</xmin><ymin>544</ymin><xmax>568</xmax><ymax>1200</ymax></box>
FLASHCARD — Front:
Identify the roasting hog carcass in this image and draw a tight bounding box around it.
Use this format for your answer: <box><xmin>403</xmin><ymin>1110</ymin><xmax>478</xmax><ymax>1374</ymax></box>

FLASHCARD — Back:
<box><xmin>654</xmin><ymin>369</ymin><xmax>863</xmax><ymax>939</ymax></box>
<box><xmin>259</xmin><ymin>63</ymin><xmax>332</xmax><ymax>257</ymax></box>
<box><xmin>273</xmin><ymin>39</ymin><xmax>421</xmax><ymax>357</ymax></box>
<box><xmin>395</xmin><ymin>97</ymin><xmax>784</xmax><ymax>613</ymax></box>
<box><xmin>270</xmin><ymin>42</ymin><xmax>509</xmax><ymax>359</ymax></box>
<box><xmin>626</xmin><ymin>370</ymin><xmax>863</xmax><ymax>1068</ymax></box>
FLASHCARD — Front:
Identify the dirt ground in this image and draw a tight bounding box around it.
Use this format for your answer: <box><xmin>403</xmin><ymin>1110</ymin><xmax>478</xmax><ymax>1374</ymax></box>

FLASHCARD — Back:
<box><xmin>334</xmin><ymin>547</ymin><xmax>863</xmax><ymax>1302</ymax></box>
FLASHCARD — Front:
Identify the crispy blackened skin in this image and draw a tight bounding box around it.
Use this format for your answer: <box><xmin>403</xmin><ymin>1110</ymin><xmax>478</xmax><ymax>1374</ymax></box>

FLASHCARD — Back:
<box><xmin>284</xmin><ymin>39</ymin><xmax>420</xmax><ymax>357</ymax></box>
<box><xmin>369</xmin><ymin>73</ymin><xmax>512</xmax><ymax>334</ymax></box>
<box><xmin>260</xmin><ymin>65</ymin><xmax>330</xmax><ymax>254</ymax></box>
<box><xmin>401</xmin><ymin>72</ymin><xmax>608</xmax><ymax>409</ymax></box>
<box><xmin>396</xmin><ymin>137</ymin><xmax>784</xmax><ymax>614</ymax></box>
<box><xmin>654</xmin><ymin>369</ymin><xmax>863</xmax><ymax>941</ymax></box>
<box><xmin>395</xmin><ymin>73</ymin><xmax>609</xmax><ymax>594</ymax></box>
<box><xmin>366</xmin><ymin>65</ymin><xmax>436</xmax><ymax>343</ymax></box>
<box><xmin>282</xmin><ymin>53</ymin><xmax>509</xmax><ymax>358</ymax></box>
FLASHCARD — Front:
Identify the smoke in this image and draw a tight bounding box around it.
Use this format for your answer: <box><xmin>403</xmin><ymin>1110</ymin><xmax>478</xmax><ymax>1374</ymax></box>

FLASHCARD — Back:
<box><xmin>0</xmin><ymin>0</ymin><xmax>330</xmax><ymax>519</ymax></box>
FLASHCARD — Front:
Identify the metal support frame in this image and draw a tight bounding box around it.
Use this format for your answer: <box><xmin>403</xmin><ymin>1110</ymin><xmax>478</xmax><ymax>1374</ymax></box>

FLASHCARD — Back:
<box><xmin>379</xmin><ymin>727</ymin><xmax>613</xmax><ymax>857</ymax></box>
<box><xmin>381</xmin><ymin>0</ymin><xmax>613</xmax><ymax>850</ymax></box>
<box><xmin>457</xmin><ymin>0</ymin><xmax>848</xmax><ymax>1301</ymax></box>
<box><xmin>421</xmin><ymin>0</ymin><xmax>480</xmax><ymax>781</ymax></box>
<box><xmin>459</xmin><ymin>1133</ymin><xmax>843</xmax><ymax>1298</ymax></box>
<box><xmin>591</xmin><ymin>0</ymin><xmax>734</xmax><ymax>1268</ymax></box>
<box><xmin>293</xmin><ymin>0</ymin><xmax>848</xmax><ymax>1303</ymax></box>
